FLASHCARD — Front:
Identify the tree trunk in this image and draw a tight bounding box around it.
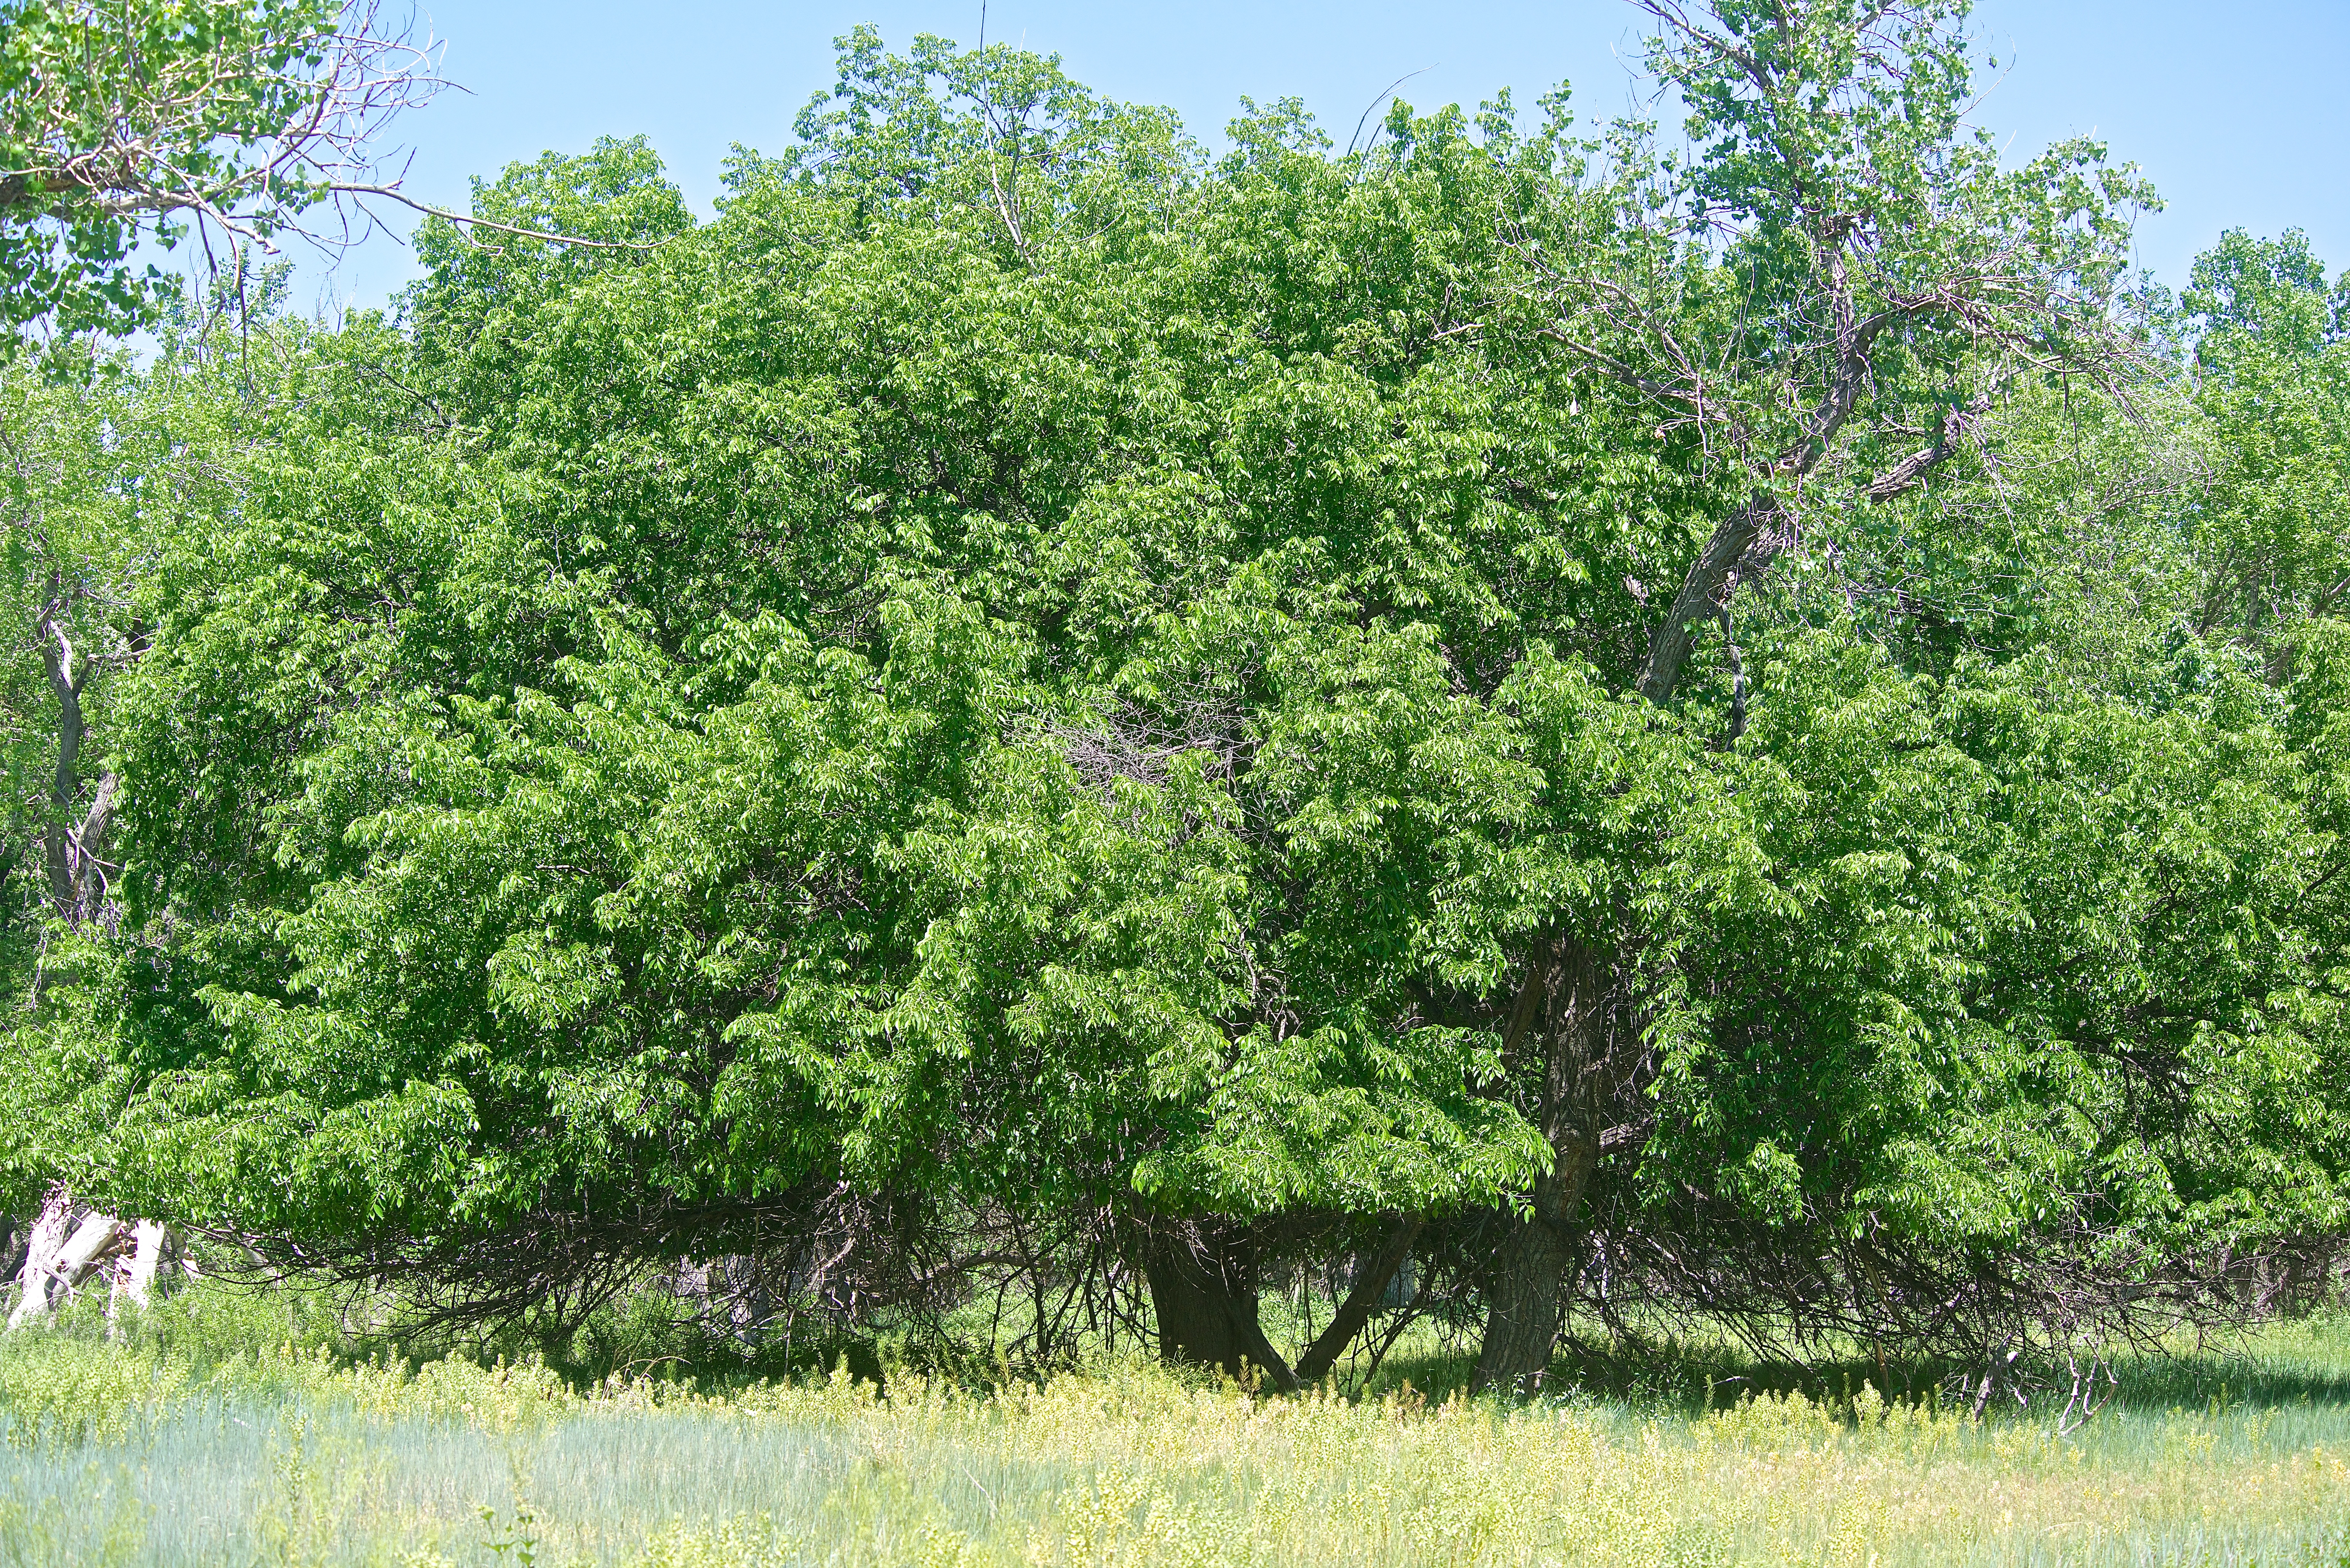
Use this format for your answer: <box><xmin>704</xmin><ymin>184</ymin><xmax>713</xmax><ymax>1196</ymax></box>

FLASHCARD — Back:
<box><xmin>1143</xmin><ymin>1218</ymin><xmax>1299</xmax><ymax>1391</ymax></box>
<box><xmin>113</xmin><ymin>1220</ymin><xmax>173</xmax><ymax>1310</ymax></box>
<box><xmin>1469</xmin><ymin>483</ymin><xmax>1796</xmax><ymax>1393</ymax></box>
<box><xmin>53</xmin><ymin>1212</ymin><xmax>126</xmax><ymax>1289</ymax></box>
<box><xmin>1293</xmin><ymin>1213</ymin><xmax>1421</xmax><ymax>1386</ymax></box>
<box><xmin>8</xmin><ymin>1189</ymin><xmax>74</xmax><ymax>1328</ymax></box>
<box><xmin>1473</xmin><ymin>937</ymin><xmax>1614</xmax><ymax>1394</ymax></box>
<box><xmin>40</xmin><ymin>626</ymin><xmax>85</xmax><ymax>912</ymax></box>
<box><xmin>35</xmin><ymin>593</ymin><xmax>121</xmax><ymax>927</ymax></box>
<box><xmin>1473</xmin><ymin>1141</ymin><xmax>1600</xmax><ymax>1394</ymax></box>
<box><xmin>1634</xmin><ymin>490</ymin><xmax>1785</xmax><ymax>707</ymax></box>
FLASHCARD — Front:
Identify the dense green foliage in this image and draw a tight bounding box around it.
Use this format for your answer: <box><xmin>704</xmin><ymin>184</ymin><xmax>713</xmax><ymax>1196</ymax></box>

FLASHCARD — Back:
<box><xmin>2</xmin><ymin>0</ymin><xmax>2347</xmax><ymax>1384</ymax></box>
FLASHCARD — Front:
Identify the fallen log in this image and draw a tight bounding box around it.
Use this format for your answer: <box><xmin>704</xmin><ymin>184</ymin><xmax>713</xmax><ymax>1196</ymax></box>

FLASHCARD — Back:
<box><xmin>7</xmin><ymin>1188</ymin><xmax>187</xmax><ymax>1329</ymax></box>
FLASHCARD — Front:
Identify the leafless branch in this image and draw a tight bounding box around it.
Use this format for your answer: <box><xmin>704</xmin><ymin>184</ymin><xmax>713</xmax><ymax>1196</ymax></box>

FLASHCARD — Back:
<box><xmin>1</xmin><ymin>0</ymin><xmax>658</xmax><ymax>273</ymax></box>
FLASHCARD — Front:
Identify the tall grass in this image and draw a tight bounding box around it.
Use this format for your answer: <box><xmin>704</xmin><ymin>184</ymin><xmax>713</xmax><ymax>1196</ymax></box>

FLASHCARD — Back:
<box><xmin>3</xmin><ymin>1290</ymin><xmax>2348</xmax><ymax>1565</ymax></box>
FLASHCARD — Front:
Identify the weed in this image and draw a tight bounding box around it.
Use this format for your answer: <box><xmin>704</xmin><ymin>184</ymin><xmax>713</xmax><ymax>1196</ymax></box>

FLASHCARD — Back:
<box><xmin>1</xmin><ymin>1298</ymin><xmax>2348</xmax><ymax>1564</ymax></box>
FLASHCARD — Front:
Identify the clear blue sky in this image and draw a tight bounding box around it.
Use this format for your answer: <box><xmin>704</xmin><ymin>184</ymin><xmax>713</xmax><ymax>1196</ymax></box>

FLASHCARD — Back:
<box><xmin>292</xmin><ymin>0</ymin><xmax>2350</xmax><ymax>315</ymax></box>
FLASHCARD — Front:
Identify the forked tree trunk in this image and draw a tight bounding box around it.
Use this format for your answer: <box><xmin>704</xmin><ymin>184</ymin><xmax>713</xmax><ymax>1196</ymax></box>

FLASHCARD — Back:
<box><xmin>1293</xmin><ymin>1213</ymin><xmax>1421</xmax><ymax>1386</ymax></box>
<box><xmin>1142</xmin><ymin>1218</ymin><xmax>1299</xmax><ymax>1391</ymax></box>
<box><xmin>1473</xmin><ymin>938</ymin><xmax>1614</xmax><ymax>1394</ymax></box>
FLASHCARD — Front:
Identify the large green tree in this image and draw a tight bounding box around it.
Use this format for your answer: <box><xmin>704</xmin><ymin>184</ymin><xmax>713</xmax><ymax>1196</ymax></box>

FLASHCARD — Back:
<box><xmin>1462</xmin><ymin>0</ymin><xmax>2170</xmax><ymax>1389</ymax></box>
<box><xmin>6</xmin><ymin>3</ymin><xmax>2345</xmax><ymax>1395</ymax></box>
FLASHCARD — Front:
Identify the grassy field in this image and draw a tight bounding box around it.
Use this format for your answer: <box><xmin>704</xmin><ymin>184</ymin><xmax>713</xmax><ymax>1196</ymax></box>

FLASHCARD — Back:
<box><xmin>3</xmin><ymin>1297</ymin><xmax>2349</xmax><ymax>1566</ymax></box>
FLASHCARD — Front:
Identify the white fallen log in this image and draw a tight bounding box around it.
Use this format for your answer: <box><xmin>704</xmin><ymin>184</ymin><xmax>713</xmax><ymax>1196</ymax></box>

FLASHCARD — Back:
<box><xmin>8</xmin><ymin>1189</ymin><xmax>195</xmax><ymax>1330</ymax></box>
<box><xmin>8</xmin><ymin>1195</ymin><xmax>141</xmax><ymax>1329</ymax></box>
<box><xmin>51</xmin><ymin>1210</ymin><xmax>129</xmax><ymax>1294</ymax></box>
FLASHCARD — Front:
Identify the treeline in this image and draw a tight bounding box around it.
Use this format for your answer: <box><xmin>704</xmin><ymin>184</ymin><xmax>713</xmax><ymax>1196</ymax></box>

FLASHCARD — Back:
<box><xmin>3</xmin><ymin>1</ymin><xmax>2348</xmax><ymax>1394</ymax></box>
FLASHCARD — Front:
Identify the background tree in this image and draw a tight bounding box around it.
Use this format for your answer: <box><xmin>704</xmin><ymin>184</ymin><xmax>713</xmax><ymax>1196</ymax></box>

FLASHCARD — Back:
<box><xmin>1465</xmin><ymin>0</ymin><xmax>2159</xmax><ymax>1392</ymax></box>
<box><xmin>2181</xmin><ymin>229</ymin><xmax>2350</xmax><ymax>661</ymax></box>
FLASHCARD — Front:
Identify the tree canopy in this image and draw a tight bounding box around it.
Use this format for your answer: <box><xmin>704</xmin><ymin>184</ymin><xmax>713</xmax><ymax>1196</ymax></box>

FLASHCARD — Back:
<box><xmin>3</xmin><ymin>0</ymin><xmax>2347</xmax><ymax>1393</ymax></box>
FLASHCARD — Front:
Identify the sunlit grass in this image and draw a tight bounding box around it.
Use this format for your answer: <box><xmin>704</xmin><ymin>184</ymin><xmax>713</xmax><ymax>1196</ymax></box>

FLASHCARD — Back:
<box><xmin>4</xmin><ymin>1299</ymin><xmax>2349</xmax><ymax>1565</ymax></box>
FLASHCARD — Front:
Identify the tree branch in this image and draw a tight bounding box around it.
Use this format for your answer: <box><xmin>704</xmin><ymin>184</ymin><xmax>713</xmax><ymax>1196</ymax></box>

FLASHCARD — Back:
<box><xmin>1864</xmin><ymin>388</ymin><xmax>1995</xmax><ymax>502</ymax></box>
<box><xmin>1634</xmin><ymin>489</ymin><xmax>1784</xmax><ymax>705</ymax></box>
<box><xmin>1292</xmin><ymin>1214</ymin><xmax>1424</xmax><ymax>1385</ymax></box>
<box><xmin>328</xmin><ymin>185</ymin><xmax>667</xmax><ymax>252</ymax></box>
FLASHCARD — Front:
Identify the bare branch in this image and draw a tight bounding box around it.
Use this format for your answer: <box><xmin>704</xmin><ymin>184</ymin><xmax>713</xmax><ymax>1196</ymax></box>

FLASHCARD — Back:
<box><xmin>1864</xmin><ymin>387</ymin><xmax>1995</xmax><ymax>503</ymax></box>
<box><xmin>329</xmin><ymin>185</ymin><xmax>665</xmax><ymax>252</ymax></box>
<box><xmin>1</xmin><ymin>0</ymin><xmax>655</xmax><ymax>303</ymax></box>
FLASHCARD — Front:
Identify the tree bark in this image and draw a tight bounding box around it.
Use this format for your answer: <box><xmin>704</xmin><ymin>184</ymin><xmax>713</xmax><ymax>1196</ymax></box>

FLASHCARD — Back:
<box><xmin>114</xmin><ymin>1220</ymin><xmax>172</xmax><ymax>1310</ymax></box>
<box><xmin>1633</xmin><ymin>392</ymin><xmax>1983</xmax><ymax>712</ymax></box>
<box><xmin>53</xmin><ymin>1212</ymin><xmax>126</xmax><ymax>1288</ymax></box>
<box><xmin>1293</xmin><ymin>1213</ymin><xmax>1422</xmax><ymax>1386</ymax></box>
<box><xmin>1473</xmin><ymin>1166</ymin><xmax>1587</xmax><ymax>1394</ymax></box>
<box><xmin>8</xmin><ymin>1190</ymin><xmax>74</xmax><ymax>1328</ymax></box>
<box><xmin>41</xmin><ymin>628</ymin><xmax>86</xmax><ymax>913</ymax></box>
<box><xmin>1634</xmin><ymin>490</ymin><xmax>1786</xmax><ymax>707</ymax></box>
<box><xmin>1143</xmin><ymin>1218</ymin><xmax>1299</xmax><ymax>1391</ymax></box>
<box><xmin>36</xmin><ymin>595</ymin><xmax>118</xmax><ymax>925</ymax></box>
<box><xmin>1473</xmin><ymin>937</ymin><xmax>1614</xmax><ymax>1394</ymax></box>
